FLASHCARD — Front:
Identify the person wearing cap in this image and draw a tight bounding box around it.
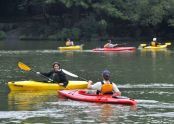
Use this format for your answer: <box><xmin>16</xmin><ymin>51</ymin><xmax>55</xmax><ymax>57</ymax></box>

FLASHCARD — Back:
<box><xmin>36</xmin><ymin>62</ymin><xmax>68</xmax><ymax>87</ymax></box>
<box><xmin>151</xmin><ymin>38</ymin><xmax>159</xmax><ymax>47</ymax></box>
<box><xmin>104</xmin><ymin>40</ymin><xmax>118</xmax><ymax>48</ymax></box>
<box><xmin>87</xmin><ymin>70</ymin><xmax>121</xmax><ymax>96</ymax></box>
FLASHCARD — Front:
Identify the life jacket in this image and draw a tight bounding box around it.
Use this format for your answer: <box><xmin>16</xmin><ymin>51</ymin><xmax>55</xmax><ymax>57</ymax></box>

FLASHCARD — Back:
<box><xmin>100</xmin><ymin>81</ymin><xmax>113</xmax><ymax>94</ymax></box>
<box><xmin>151</xmin><ymin>41</ymin><xmax>157</xmax><ymax>46</ymax></box>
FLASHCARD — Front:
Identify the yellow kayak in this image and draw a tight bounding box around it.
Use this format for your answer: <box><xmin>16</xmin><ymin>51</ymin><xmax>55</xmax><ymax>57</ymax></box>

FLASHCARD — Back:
<box><xmin>139</xmin><ymin>42</ymin><xmax>171</xmax><ymax>49</ymax></box>
<box><xmin>58</xmin><ymin>45</ymin><xmax>83</xmax><ymax>51</ymax></box>
<box><xmin>8</xmin><ymin>80</ymin><xmax>88</xmax><ymax>91</ymax></box>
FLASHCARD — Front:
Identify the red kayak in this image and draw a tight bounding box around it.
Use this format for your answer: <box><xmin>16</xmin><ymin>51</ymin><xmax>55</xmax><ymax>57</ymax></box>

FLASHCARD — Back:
<box><xmin>58</xmin><ymin>90</ymin><xmax>137</xmax><ymax>105</ymax></box>
<box><xmin>92</xmin><ymin>47</ymin><xmax>136</xmax><ymax>51</ymax></box>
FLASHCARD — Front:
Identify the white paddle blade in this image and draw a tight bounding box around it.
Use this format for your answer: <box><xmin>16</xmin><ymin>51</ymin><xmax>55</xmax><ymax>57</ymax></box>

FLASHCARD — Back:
<box><xmin>140</xmin><ymin>44</ymin><xmax>147</xmax><ymax>47</ymax></box>
<box><xmin>62</xmin><ymin>69</ymin><xmax>78</xmax><ymax>78</ymax></box>
<box><xmin>165</xmin><ymin>42</ymin><xmax>171</xmax><ymax>46</ymax></box>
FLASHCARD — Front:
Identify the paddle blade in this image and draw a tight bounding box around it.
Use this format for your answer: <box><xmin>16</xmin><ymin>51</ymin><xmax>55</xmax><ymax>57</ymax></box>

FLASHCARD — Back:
<box><xmin>62</xmin><ymin>69</ymin><xmax>78</xmax><ymax>78</ymax></box>
<box><xmin>140</xmin><ymin>44</ymin><xmax>147</xmax><ymax>47</ymax></box>
<box><xmin>18</xmin><ymin>62</ymin><xmax>31</xmax><ymax>71</ymax></box>
<box><xmin>165</xmin><ymin>42</ymin><xmax>171</xmax><ymax>46</ymax></box>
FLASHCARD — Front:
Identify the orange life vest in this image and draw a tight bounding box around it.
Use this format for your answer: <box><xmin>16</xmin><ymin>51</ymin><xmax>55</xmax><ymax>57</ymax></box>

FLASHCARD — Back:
<box><xmin>151</xmin><ymin>41</ymin><xmax>157</xmax><ymax>46</ymax></box>
<box><xmin>101</xmin><ymin>81</ymin><xmax>113</xmax><ymax>94</ymax></box>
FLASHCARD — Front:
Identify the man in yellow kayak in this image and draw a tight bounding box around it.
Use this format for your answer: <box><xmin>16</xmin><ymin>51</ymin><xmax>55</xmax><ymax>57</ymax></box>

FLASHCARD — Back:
<box><xmin>87</xmin><ymin>70</ymin><xmax>121</xmax><ymax>96</ymax></box>
<box><xmin>36</xmin><ymin>62</ymin><xmax>68</xmax><ymax>87</ymax></box>
<box><xmin>104</xmin><ymin>40</ymin><xmax>118</xmax><ymax>48</ymax></box>
<box><xmin>65</xmin><ymin>38</ymin><xmax>74</xmax><ymax>46</ymax></box>
<box><xmin>151</xmin><ymin>37</ymin><xmax>159</xmax><ymax>47</ymax></box>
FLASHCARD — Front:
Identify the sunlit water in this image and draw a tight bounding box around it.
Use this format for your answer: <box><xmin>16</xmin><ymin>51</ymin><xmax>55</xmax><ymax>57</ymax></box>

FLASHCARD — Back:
<box><xmin>0</xmin><ymin>41</ymin><xmax>174</xmax><ymax>123</ymax></box>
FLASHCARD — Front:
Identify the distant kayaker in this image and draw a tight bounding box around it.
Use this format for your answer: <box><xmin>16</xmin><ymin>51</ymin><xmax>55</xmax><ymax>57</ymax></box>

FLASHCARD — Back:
<box><xmin>36</xmin><ymin>62</ymin><xmax>68</xmax><ymax>87</ymax></box>
<box><xmin>87</xmin><ymin>69</ymin><xmax>121</xmax><ymax>96</ymax></box>
<box><xmin>104</xmin><ymin>40</ymin><xmax>118</xmax><ymax>48</ymax></box>
<box><xmin>151</xmin><ymin>37</ymin><xmax>159</xmax><ymax>47</ymax></box>
<box><xmin>65</xmin><ymin>38</ymin><xmax>74</xmax><ymax>46</ymax></box>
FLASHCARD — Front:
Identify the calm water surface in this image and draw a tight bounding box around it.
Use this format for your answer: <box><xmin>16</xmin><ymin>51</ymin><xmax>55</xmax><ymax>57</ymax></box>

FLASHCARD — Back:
<box><xmin>0</xmin><ymin>40</ymin><xmax>174</xmax><ymax>123</ymax></box>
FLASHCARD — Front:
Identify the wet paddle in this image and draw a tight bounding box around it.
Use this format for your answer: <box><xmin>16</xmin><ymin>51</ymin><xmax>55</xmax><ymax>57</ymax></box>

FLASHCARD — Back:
<box><xmin>18</xmin><ymin>62</ymin><xmax>53</xmax><ymax>81</ymax></box>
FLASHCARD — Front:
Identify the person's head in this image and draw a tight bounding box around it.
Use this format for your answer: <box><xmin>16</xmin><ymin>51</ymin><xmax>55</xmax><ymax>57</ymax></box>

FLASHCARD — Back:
<box><xmin>67</xmin><ymin>38</ymin><xmax>70</xmax><ymax>41</ymax></box>
<box><xmin>52</xmin><ymin>62</ymin><xmax>60</xmax><ymax>71</ymax></box>
<box><xmin>102</xmin><ymin>69</ymin><xmax>110</xmax><ymax>81</ymax></box>
<box><xmin>108</xmin><ymin>40</ymin><xmax>112</xmax><ymax>43</ymax></box>
<box><xmin>153</xmin><ymin>38</ymin><xmax>157</xmax><ymax>41</ymax></box>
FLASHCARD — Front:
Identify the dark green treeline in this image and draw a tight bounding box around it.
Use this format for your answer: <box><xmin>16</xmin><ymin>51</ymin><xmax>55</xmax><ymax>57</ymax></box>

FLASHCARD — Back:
<box><xmin>1</xmin><ymin>0</ymin><xmax>174</xmax><ymax>41</ymax></box>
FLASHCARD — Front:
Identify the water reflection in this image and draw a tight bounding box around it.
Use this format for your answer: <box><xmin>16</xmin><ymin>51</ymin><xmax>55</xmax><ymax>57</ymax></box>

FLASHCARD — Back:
<box><xmin>92</xmin><ymin>50</ymin><xmax>136</xmax><ymax>56</ymax></box>
<box><xmin>8</xmin><ymin>91</ymin><xmax>57</xmax><ymax>110</ymax></box>
<box><xmin>140</xmin><ymin>49</ymin><xmax>171</xmax><ymax>59</ymax></box>
<box><xmin>99</xmin><ymin>104</ymin><xmax>137</xmax><ymax>122</ymax></box>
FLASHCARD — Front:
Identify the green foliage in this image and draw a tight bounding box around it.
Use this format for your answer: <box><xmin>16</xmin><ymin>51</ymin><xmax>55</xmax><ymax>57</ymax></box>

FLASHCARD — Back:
<box><xmin>98</xmin><ymin>19</ymin><xmax>107</xmax><ymax>31</ymax></box>
<box><xmin>0</xmin><ymin>30</ymin><xmax>6</xmax><ymax>40</ymax></box>
<box><xmin>2</xmin><ymin>0</ymin><xmax>174</xmax><ymax>39</ymax></box>
<box><xmin>48</xmin><ymin>28</ymin><xmax>81</xmax><ymax>41</ymax></box>
<box><xmin>58</xmin><ymin>0</ymin><xmax>90</xmax><ymax>8</ymax></box>
<box><xmin>137</xmin><ymin>1</ymin><xmax>165</xmax><ymax>26</ymax></box>
<box><xmin>92</xmin><ymin>1</ymin><xmax>126</xmax><ymax>19</ymax></box>
<box><xmin>71</xmin><ymin>28</ymin><xmax>81</xmax><ymax>41</ymax></box>
<box><xmin>75</xmin><ymin>15</ymin><xmax>99</xmax><ymax>39</ymax></box>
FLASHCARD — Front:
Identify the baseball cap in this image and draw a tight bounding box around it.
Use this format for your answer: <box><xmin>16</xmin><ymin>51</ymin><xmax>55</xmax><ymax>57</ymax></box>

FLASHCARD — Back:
<box><xmin>102</xmin><ymin>69</ymin><xmax>110</xmax><ymax>78</ymax></box>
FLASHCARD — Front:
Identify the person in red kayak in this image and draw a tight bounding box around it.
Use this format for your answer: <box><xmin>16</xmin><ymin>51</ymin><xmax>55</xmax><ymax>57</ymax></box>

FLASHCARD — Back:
<box><xmin>87</xmin><ymin>69</ymin><xmax>121</xmax><ymax>96</ymax></box>
<box><xmin>104</xmin><ymin>40</ymin><xmax>118</xmax><ymax>48</ymax></box>
<box><xmin>36</xmin><ymin>62</ymin><xmax>68</xmax><ymax>87</ymax></box>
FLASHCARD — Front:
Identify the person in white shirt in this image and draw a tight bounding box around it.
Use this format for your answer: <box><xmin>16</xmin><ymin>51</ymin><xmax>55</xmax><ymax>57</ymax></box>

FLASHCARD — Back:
<box><xmin>104</xmin><ymin>40</ymin><xmax>118</xmax><ymax>48</ymax></box>
<box><xmin>88</xmin><ymin>69</ymin><xmax>121</xmax><ymax>96</ymax></box>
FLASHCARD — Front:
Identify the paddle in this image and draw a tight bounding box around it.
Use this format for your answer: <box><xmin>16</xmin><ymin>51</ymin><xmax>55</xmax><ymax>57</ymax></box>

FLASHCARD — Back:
<box><xmin>140</xmin><ymin>43</ymin><xmax>147</xmax><ymax>47</ymax></box>
<box><xmin>18</xmin><ymin>61</ymin><xmax>87</xmax><ymax>81</ymax></box>
<box><xmin>62</xmin><ymin>69</ymin><xmax>87</xmax><ymax>81</ymax></box>
<box><xmin>165</xmin><ymin>42</ymin><xmax>171</xmax><ymax>46</ymax></box>
<box><xmin>114</xmin><ymin>43</ymin><xmax>127</xmax><ymax>47</ymax></box>
<box><xmin>18</xmin><ymin>62</ymin><xmax>53</xmax><ymax>82</ymax></box>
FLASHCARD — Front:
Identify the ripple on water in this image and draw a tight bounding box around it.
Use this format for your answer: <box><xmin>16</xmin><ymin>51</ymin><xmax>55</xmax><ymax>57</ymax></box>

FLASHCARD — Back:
<box><xmin>0</xmin><ymin>50</ymin><xmax>94</xmax><ymax>55</ymax></box>
<box><xmin>120</xmin><ymin>83</ymin><xmax>174</xmax><ymax>89</ymax></box>
<box><xmin>0</xmin><ymin>50</ymin><xmax>59</xmax><ymax>55</ymax></box>
<box><xmin>148</xmin><ymin>112</ymin><xmax>174</xmax><ymax>118</ymax></box>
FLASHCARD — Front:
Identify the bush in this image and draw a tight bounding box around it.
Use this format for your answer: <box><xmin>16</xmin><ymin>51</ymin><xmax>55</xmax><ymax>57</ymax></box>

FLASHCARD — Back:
<box><xmin>74</xmin><ymin>15</ymin><xmax>99</xmax><ymax>39</ymax></box>
<box><xmin>71</xmin><ymin>28</ymin><xmax>81</xmax><ymax>41</ymax></box>
<box><xmin>49</xmin><ymin>28</ymin><xmax>81</xmax><ymax>41</ymax></box>
<box><xmin>0</xmin><ymin>30</ymin><xmax>6</xmax><ymax>40</ymax></box>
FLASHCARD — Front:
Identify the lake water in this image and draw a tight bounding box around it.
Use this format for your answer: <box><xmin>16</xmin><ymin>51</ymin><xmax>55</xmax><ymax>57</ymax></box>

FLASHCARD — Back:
<box><xmin>0</xmin><ymin>40</ymin><xmax>174</xmax><ymax>123</ymax></box>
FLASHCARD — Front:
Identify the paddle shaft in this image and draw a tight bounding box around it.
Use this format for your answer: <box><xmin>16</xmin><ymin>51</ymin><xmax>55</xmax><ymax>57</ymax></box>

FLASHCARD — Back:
<box><xmin>30</xmin><ymin>69</ymin><xmax>53</xmax><ymax>81</ymax></box>
<box><xmin>114</xmin><ymin>43</ymin><xmax>127</xmax><ymax>47</ymax></box>
<box><xmin>78</xmin><ymin>76</ymin><xmax>88</xmax><ymax>81</ymax></box>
